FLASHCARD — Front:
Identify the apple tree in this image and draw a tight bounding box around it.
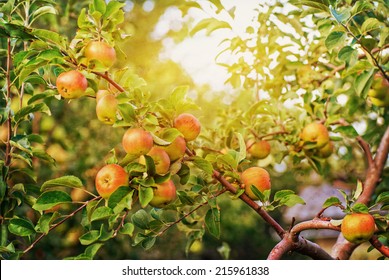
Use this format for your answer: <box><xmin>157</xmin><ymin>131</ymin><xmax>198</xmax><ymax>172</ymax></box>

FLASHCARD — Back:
<box><xmin>0</xmin><ymin>0</ymin><xmax>388</xmax><ymax>260</ymax></box>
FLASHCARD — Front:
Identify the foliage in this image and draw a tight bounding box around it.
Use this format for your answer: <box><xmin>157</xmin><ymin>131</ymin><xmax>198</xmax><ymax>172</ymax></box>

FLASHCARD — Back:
<box><xmin>0</xmin><ymin>0</ymin><xmax>388</xmax><ymax>260</ymax></box>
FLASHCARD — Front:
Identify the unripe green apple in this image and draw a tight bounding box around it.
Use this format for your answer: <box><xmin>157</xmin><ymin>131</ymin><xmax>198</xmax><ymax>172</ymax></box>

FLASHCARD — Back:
<box><xmin>140</xmin><ymin>146</ymin><xmax>171</xmax><ymax>175</ymax></box>
<box><xmin>96</xmin><ymin>94</ymin><xmax>118</xmax><ymax>125</ymax></box>
<box><xmin>300</xmin><ymin>122</ymin><xmax>330</xmax><ymax>149</ymax></box>
<box><xmin>367</xmin><ymin>73</ymin><xmax>389</xmax><ymax>107</ymax></box>
<box><xmin>95</xmin><ymin>89</ymin><xmax>112</xmax><ymax>103</ymax></box>
<box><xmin>122</xmin><ymin>128</ymin><xmax>154</xmax><ymax>156</ymax></box>
<box><xmin>56</xmin><ymin>70</ymin><xmax>88</xmax><ymax>99</ymax></box>
<box><xmin>149</xmin><ymin>180</ymin><xmax>177</xmax><ymax>208</ymax></box>
<box><xmin>317</xmin><ymin>141</ymin><xmax>333</xmax><ymax>158</ymax></box>
<box><xmin>240</xmin><ymin>167</ymin><xmax>271</xmax><ymax>200</ymax></box>
<box><xmin>341</xmin><ymin>213</ymin><xmax>376</xmax><ymax>244</ymax></box>
<box><xmin>85</xmin><ymin>41</ymin><xmax>116</xmax><ymax>71</ymax></box>
<box><xmin>162</xmin><ymin>136</ymin><xmax>186</xmax><ymax>161</ymax></box>
<box><xmin>95</xmin><ymin>164</ymin><xmax>129</xmax><ymax>199</ymax></box>
<box><xmin>173</xmin><ymin>113</ymin><xmax>201</xmax><ymax>141</ymax></box>
<box><xmin>247</xmin><ymin>139</ymin><xmax>271</xmax><ymax>159</ymax></box>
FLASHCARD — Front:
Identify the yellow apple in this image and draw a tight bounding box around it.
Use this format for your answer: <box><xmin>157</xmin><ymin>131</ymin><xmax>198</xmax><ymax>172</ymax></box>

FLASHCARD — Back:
<box><xmin>96</xmin><ymin>94</ymin><xmax>118</xmax><ymax>125</ymax></box>
<box><xmin>341</xmin><ymin>213</ymin><xmax>376</xmax><ymax>244</ymax></box>
<box><xmin>162</xmin><ymin>136</ymin><xmax>186</xmax><ymax>161</ymax></box>
<box><xmin>240</xmin><ymin>167</ymin><xmax>271</xmax><ymax>200</ymax></box>
<box><xmin>247</xmin><ymin>139</ymin><xmax>271</xmax><ymax>159</ymax></box>
<box><xmin>300</xmin><ymin>122</ymin><xmax>330</xmax><ymax>149</ymax></box>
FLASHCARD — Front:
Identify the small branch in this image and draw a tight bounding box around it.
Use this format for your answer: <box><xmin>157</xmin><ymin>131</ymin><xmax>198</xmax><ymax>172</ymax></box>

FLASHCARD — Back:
<box><xmin>370</xmin><ymin>235</ymin><xmax>389</xmax><ymax>258</ymax></box>
<box><xmin>290</xmin><ymin>218</ymin><xmax>341</xmax><ymax>242</ymax></box>
<box><xmin>212</xmin><ymin>170</ymin><xmax>286</xmax><ymax>239</ymax></box>
<box><xmin>91</xmin><ymin>71</ymin><xmax>125</xmax><ymax>93</ymax></box>
<box><xmin>22</xmin><ymin>196</ymin><xmax>102</xmax><ymax>256</ymax></box>
<box><xmin>320</xmin><ymin>44</ymin><xmax>389</xmax><ymax>83</ymax></box>
<box><xmin>4</xmin><ymin>38</ymin><xmax>13</xmax><ymax>167</ymax></box>
<box><xmin>356</xmin><ymin>136</ymin><xmax>375</xmax><ymax>169</ymax></box>
<box><xmin>374</xmin><ymin>125</ymin><xmax>389</xmax><ymax>173</ymax></box>
<box><xmin>112</xmin><ymin>209</ymin><xmax>129</xmax><ymax>238</ymax></box>
<box><xmin>156</xmin><ymin>189</ymin><xmax>227</xmax><ymax>237</ymax></box>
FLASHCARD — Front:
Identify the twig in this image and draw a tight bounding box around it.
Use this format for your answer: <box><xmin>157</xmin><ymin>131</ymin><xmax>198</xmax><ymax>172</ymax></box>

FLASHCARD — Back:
<box><xmin>370</xmin><ymin>235</ymin><xmax>389</xmax><ymax>258</ymax></box>
<box><xmin>290</xmin><ymin>218</ymin><xmax>341</xmax><ymax>242</ymax></box>
<box><xmin>112</xmin><ymin>209</ymin><xmax>129</xmax><ymax>238</ymax></box>
<box><xmin>156</xmin><ymin>189</ymin><xmax>227</xmax><ymax>237</ymax></box>
<box><xmin>356</xmin><ymin>136</ymin><xmax>375</xmax><ymax>169</ymax></box>
<box><xmin>22</xmin><ymin>196</ymin><xmax>102</xmax><ymax>256</ymax></box>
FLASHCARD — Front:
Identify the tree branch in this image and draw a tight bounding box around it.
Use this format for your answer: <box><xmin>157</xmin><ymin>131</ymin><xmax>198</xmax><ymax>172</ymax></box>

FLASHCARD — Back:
<box><xmin>22</xmin><ymin>196</ymin><xmax>102</xmax><ymax>256</ymax></box>
<box><xmin>370</xmin><ymin>235</ymin><xmax>389</xmax><ymax>258</ymax></box>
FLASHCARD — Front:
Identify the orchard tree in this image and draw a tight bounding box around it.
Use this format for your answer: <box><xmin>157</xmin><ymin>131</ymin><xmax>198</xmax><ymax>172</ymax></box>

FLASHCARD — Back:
<box><xmin>0</xmin><ymin>0</ymin><xmax>388</xmax><ymax>260</ymax></box>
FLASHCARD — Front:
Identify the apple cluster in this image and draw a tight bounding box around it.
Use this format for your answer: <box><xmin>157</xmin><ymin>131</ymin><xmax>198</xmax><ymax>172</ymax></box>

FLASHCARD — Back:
<box><xmin>95</xmin><ymin>113</ymin><xmax>202</xmax><ymax>208</ymax></box>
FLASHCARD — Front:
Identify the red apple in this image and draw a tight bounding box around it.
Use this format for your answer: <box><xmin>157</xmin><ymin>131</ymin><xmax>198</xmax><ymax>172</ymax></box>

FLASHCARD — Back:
<box><xmin>140</xmin><ymin>146</ymin><xmax>171</xmax><ymax>175</ymax></box>
<box><xmin>56</xmin><ymin>70</ymin><xmax>88</xmax><ymax>99</ymax></box>
<box><xmin>173</xmin><ymin>113</ymin><xmax>201</xmax><ymax>141</ymax></box>
<box><xmin>240</xmin><ymin>167</ymin><xmax>271</xmax><ymax>200</ymax></box>
<box><xmin>122</xmin><ymin>128</ymin><xmax>154</xmax><ymax>156</ymax></box>
<box><xmin>149</xmin><ymin>180</ymin><xmax>177</xmax><ymax>208</ymax></box>
<box><xmin>341</xmin><ymin>213</ymin><xmax>376</xmax><ymax>244</ymax></box>
<box><xmin>95</xmin><ymin>164</ymin><xmax>129</xmax><ymax>199</ymax></box>
<box><xmin>162</xmin><ymin>136</ymin><xmax>186</xmax><ymax>161</ymax></box>
<box><xmin>85</xmin><ymin>41</ymin><xmax>116</xmax><ymax>71</ymax></box>
<box><xmin>247</xmin><ymin>139</ymin><xmax>271</xmax><ymax>159</ymax></box>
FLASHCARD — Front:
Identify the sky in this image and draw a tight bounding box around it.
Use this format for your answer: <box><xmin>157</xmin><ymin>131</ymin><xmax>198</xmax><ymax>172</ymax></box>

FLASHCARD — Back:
<box><xmin>156</xmin><ymin>0</ymin><xmax>263</xmax><ymax>91</ymax></box>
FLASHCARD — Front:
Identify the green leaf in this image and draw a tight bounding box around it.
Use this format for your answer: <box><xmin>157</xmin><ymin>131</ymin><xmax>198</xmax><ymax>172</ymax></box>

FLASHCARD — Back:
<box><xmin>131</xmin><ymin>209</ymin><xmax>150</xmax><ymax>230</ymax></box>
<box><xmin>32</xmin><ymin>29</ymin><xmax>67</xmax><ymax>48</ymax></box>
<box><xmin>351</xmin><ymin>203</ymin><xmax>369</xmax><ymax>213</ymax></box>
<box><xmin>31</xmin><ymin>6</ymin><xmax>57</xmax><ymax>21</ymax></box>
<box><xmin>139</xmin><ymin>187</ymin><xmax>154</xmax><ymax>208</ymax></box>
<box><xmin>330</xmin><ymin>6</ymin><xmax>350</xmax><ymax>23</ymax></box>
<box><xmin>290</xmin><ymin>0</ymin><xmax>330</xmax><ymax>13</ymax></box>
<box><xmin>279</xmin><ymin>194</ymin><xmax>305</xmax><ymax>207</ymax></box>
<box><xmin>192</xmin><ymin>156</ymin><xmax>213</xmax><ymax>175</ymax></box>
<box><xmin>14</xmin><ymin>103</ymin><xmax>50</xmax><ymax>123</ymax></box>
<box><xmin>354</xmin><ymin>69</ymin><xmax>374</xmax><ymax>98</ymax></box>
<box><xmin>375</xmin><ymin>192</ymin><xmax>389</xmax><ymax>204</ymax></box>
<box><xmin>235</xmin><ymin>132</ymin><xmax>246</xmax><ymax>164</ymax></box>
<box><xmin>322</xmin><ymin>197</ymin><xmax>342</xmax><ymax>208</ymax></box>
<box><xmin>41</xmin><ymin>175</ymin><xmax>84</xmax><ymax>191</ymax></box>
<box><xmin>93</xmin><ymin>0</ymin><xmax>106</xmax><ymax>15</ymax></box>
<box><xmin>141</xmin><ymin>236</ymin><xmax>156</xmax><ymax>250</ymax></box>
<box><xmin>117</xmin><ymin>103</ymin><xmax>136</xmax><ymax>124</ymax></box>
<box><xmin>33</xmin><ymin>190</ymin><xmax>72</xmax><ymax>211</ymax></box>
<box><xmin>8</xmin><ymin>218</ymin><xmax>35</xmax><ymax>237</ymax></box>
<box><xmin>274</xmin><ymin>190</ymin><xmax>295</xmax><ymax>201</ymax></box>
<box><xmin>37</xmin><ymin>212</ymin><xmax>61</xmax><ymax>234</ymax></box>
<box><xmin>333</xmin><ymin>125</ymin><xmax>359</xmax><ymax>137</ymax></box>
<box><xmin>250</xmin><ymin>185</ymin><xmax>265</xmax><ymax>202</ymax></box>
<box><xmin>79</xmin><ymin>229</ymin><xmax>100</xmax><ymax>245</ymax></box>
<box><xmin>338</xmin><ymin>46</ymin><xmax>358</xmax><ymax>67</ymax></box>
<box><xmin>205</xmin><ymin>208</ymin><xmax>220</xmax><ymax>238</ymax></box>
<box><xmin>119</xmin><ymin>223</ymin><xmax>134</xmax><ymax>236</ymax></box>
<box><xmin>108</xmin><ymin>187</ymin><xmax>133</xmax><ymax>214</ymax></box>
<box><xmin>190</xmin><ymin>18</ymin><xmax>231</xmax><ymax>36</ymax></box>
<box><xmin>353</xmin><ymin>180</ymin><xmax>363</xmax><ymax>201</ymax></box>
<box><xmin>91</xmin><ymin>206</ymin><xmax>113</xmax><ymax>222</ymax></box>
<box><xmin>361</xmin><ymin>18</ymin><xmax>384</xmax><ymax>35</ymax></box>
<box><xmin>104</xmin><ymin>1</ymin><xmax>125</xmax><ymax>19</ymax></box>
<box><xmin>177</xmin><ymin>164</ymin><xmax>190</xmax><ymax>185</ymax></box>
<box><xmin>325</xmin><ymin>31</ymin><xmax>346</xmax><ymax>50</ymax></box>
